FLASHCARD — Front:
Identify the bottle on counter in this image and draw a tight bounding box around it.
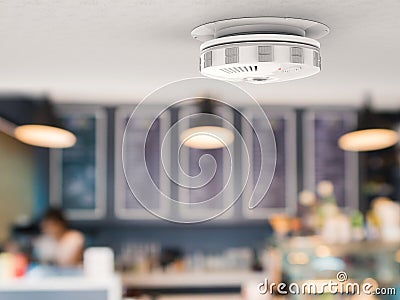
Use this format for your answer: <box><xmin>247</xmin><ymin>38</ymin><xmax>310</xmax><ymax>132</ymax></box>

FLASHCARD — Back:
<box><xmin>317</xmin><ymin>180</ymin><xmax>352</xmax><ymax>244</ymax></box>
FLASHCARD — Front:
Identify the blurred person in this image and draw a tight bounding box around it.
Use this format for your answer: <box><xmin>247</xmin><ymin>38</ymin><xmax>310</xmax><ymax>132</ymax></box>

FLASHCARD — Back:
<box><xmin>34</xmin><ymin>208</ymin><xmax>84</xmax><ymax>267</ymax></box>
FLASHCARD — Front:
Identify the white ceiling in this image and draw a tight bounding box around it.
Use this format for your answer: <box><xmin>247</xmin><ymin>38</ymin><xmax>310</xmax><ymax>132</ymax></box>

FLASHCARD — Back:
<box><xmin>0</xmin><ymin>0</ymin><xmax>400</xmax><ymax>109</ymax></box>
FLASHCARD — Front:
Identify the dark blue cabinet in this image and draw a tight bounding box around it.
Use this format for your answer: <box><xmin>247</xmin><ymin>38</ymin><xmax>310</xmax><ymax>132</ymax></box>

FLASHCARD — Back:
<box><xmin>114</xmin><ymin>106</ymin><xmax>170</xmax><ymax>220</ymax></box>
<box><xmin>241</xmin><ymin>108</ymin><xmax>297</xmax><ymax>219</ymax></box>
<box><xmin>176</xmin><ymin>105</ymin><xmax>235</xmax><ymax>221</ymax></box>
<box><xmin>50</xmin><ymin>105</ymin><xmax>358</xmax><ymax>223</ymax></box>
<box><xmin>50</xmin><ymin>105</ymin><xmax>107</xmax><ymax>220</ymax></box>
<box><xmin>303</xmin><ymin>109</ymin><xmax>358</xmax><ymax>209</ymax></box>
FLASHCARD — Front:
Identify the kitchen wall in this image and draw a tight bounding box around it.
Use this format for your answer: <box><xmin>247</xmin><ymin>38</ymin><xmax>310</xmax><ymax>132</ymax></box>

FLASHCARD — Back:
<box><xmin>0</xmin><ymin>132</ymin><xmax>34</xmax><ymax>242</ymax></box>
<box><xmin>78</xmin><ymin>223</ymin><xmax>272</xmax><ymax>256</ymax></box>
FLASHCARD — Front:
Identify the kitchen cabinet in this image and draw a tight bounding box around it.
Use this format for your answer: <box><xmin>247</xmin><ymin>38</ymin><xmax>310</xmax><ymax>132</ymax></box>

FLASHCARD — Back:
<box><xmin>50</xmin><ymin>105</ymin><xmax>359</xmax><ymax>223</ymax></box>
<box><xmin>241</xmin><ymin>107</ymin><xmax>297</xmax><ymax>219</ymax></box>
<box><xmin>50</xmin><ymin>105</ymin><xmax>107</xmax><ymax>220</ymax></box>
<box><xmin>177</xmin><ymin>104</ymin><xmax>235</xmax><ymax>221</ymax></box>
<box><xmin>303</xmin><ymin>109</ymin><xmax>358</xmax><ymax>209</ymax></box>
<box><xmin>114</xmin><ymin>106</ymin><xmax>170</xmax><ymax>220</ymax></box>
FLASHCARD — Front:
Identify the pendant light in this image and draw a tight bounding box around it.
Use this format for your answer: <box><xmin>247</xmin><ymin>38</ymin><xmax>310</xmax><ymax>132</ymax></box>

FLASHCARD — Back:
<box><xmin>14</xmin><ymin>99</ymin><xmax>76</xmax><ymax>148</ymax></box>
<box><xmin>179</xmin><ymin>99</ymin><xmax>234</xmax><ymax>149</ymax></box>
<box><xmin>338</xmin><ymin>98</ymin><xmax>398</xmax><ymax>152</ymax></box>
<box><xmin>0</xmin><ymin>97</ymin><xmax>76</xmax><ymax>148</ymax></box>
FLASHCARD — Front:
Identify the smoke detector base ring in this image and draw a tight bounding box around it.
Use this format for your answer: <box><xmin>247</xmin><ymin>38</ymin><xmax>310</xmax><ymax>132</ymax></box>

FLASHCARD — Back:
<box><xmin>191</xmin><ymin>17</ymin><xmax>329</xmax><ymax>84</ymax></box>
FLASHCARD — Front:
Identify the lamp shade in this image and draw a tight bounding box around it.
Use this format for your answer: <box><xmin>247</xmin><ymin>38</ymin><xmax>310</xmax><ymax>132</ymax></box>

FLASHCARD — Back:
<box><xmin>180</xmin><ymin>125</ymin><xmax>234</xmax><ymax>149</ymax></box>
<box><xmin>338</xmin><ymin>128</ymin><xmax>398</xmax><ymax>152</ymax></box>
<box><xmin>14</xmin><ymin>124</ymin><xmax>76</xmax><ymax>148</ymax></box>
<box><xmin>179</xmin><ymin>99</ymin><xmax>234</xmax><ymax>149</ymax></box>
<box><xmin>338</xmin><ymin>105</ymin><xmax>398</xmax><ymax>152</ymax></box>
<box><xmin>0</xmin><ymin>97</ymin><xmax>76</xmax><ymax>148</ymax></box>
<box><xmin>15</xmin><ymin>100</ymin><xmax>76</xmax><ymax>148</ymax></box>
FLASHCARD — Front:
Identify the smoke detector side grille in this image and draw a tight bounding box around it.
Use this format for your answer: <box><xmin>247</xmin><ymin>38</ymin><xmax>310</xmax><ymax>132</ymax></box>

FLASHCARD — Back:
<box><xmin>258</xmin><ymin>46</ymin><xmax>273</xmax><ymax>62</ymax></box>
<box><xmin>204</xmin><ymin>51</ymin><xmax>213</xmax><ymax>68</ymax></box>
<box><xmin>313</xmin><ymin>51</ymin><xmax>320</xmax><ymax>68</ymax></box>
<box><xmin>291</xmin><ymin>47</ymin><xmax>304</xmax><ymax>64</ymax></box>
<box><xmin>225</xmin><ymin>47</ymin><xmax>239</xmax><ymax>64</ymax></box>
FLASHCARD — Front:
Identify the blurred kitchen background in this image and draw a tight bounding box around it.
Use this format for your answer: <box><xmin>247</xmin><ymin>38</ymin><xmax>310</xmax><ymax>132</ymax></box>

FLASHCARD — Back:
<box><xmin>1</xmin><ymin>95</ymin><xmax>400</xmax><ymax>300</ymax></box>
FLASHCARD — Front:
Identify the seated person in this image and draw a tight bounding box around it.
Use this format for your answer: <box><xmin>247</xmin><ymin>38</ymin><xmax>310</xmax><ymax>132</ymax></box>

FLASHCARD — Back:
<box><xmin>34</xmin><ymin>208</ymin><xmax>84</xmax><ymax>267</ymax></box>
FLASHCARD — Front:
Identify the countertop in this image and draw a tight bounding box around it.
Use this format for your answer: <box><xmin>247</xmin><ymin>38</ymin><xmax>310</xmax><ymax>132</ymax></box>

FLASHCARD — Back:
<box><xmin>121</xmin><ymin>271</ymin><xmax>265</xmax><ymax>288</ymax></box>
<box><xmin>156</xmin><ymin>294</ymin><xmax>242</xmax><ymax>300</ymax></box>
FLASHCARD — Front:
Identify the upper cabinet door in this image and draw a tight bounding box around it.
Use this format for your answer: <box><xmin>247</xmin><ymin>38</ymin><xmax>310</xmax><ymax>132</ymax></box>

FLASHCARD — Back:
<box><xmin>242</xmin><ymin>107</ymin><xmax>297</xmax><ymax>219</ymax></box>
<box><xmin>303</xmin><ymin>109</ymin><xmax>358</xmax><ymax>209</ymax></box>
<box><xmin>114</xmin><ymin>106</ymin><xmax>170</xmax><ymax>220</ymax></box>
<box><xmin>176</xmin><ymin>105</ymin><xmax>235</xmax><ymax>222</ymax></box>
<box><xmin>50</xmin><ymin>105</ymin><xmax>107</xmax><ymax>220</ymax></box>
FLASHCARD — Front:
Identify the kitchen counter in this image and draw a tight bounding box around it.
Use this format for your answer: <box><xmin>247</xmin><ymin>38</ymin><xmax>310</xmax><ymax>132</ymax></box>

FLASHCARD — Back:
<box><xmin>121</xmin><ymin>271</ymin><xmax>265</xmax><ymax>289</ymax></box>
<box><xmin>0</xmin><ymin>275</ymin><xmax>121</xmax><ymax>300</ymax></box>
<box><xmin>156</xmin><ymin>294</ymin><xmax>242</xmax><ymax>300</ymax></box>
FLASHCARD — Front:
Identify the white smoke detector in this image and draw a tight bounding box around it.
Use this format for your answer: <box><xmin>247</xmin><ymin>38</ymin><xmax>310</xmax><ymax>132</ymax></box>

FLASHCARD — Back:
<box><xmin>191</xmin><ymin>17</ymin><xmax>329</xmax><ymax>83</ymax></box>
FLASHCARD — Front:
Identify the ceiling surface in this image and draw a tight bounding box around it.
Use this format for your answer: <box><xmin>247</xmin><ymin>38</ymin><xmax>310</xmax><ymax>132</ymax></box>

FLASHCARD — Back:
<box><xmin>0</xmin><ymin>0</ymin><xmax>399</xmax><ymax>108</ymax></box>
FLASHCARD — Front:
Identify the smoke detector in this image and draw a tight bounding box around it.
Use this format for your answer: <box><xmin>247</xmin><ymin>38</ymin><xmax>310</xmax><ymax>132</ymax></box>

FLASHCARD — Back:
<box><xmin>191</xmin><ymin>17</ymin><xmax>329</xmax><ymax>83</ymax></box>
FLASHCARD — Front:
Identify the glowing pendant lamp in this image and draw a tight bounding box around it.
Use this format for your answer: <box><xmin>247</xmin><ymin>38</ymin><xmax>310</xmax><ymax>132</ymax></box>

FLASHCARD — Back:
<box><xmin>14</xmin><ymin>100</ymin><xmax>76</xmax><ymax>148</ymax></box>
<box><xmin>338</xmin><ymin>101</ymin><xmax>398</xmax><ymax>152</ymax></box>
<box><xmin>179</xmin><ymin>99</ymin><xmax>234</xmax><ymax>149</ymax></box>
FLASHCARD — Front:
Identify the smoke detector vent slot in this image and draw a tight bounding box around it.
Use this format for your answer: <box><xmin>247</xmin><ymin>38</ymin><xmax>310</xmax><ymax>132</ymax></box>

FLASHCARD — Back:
<box><xmin>220</xmin><ymin>65</ymin><xmax>258</xmax><ymax>74</ymax></box>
